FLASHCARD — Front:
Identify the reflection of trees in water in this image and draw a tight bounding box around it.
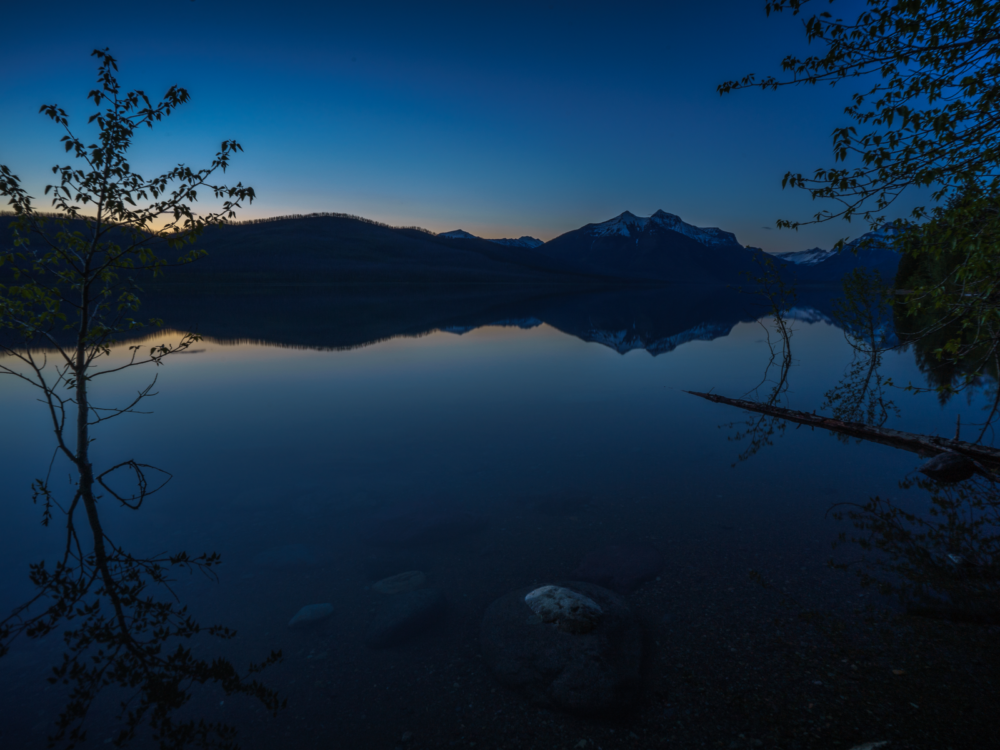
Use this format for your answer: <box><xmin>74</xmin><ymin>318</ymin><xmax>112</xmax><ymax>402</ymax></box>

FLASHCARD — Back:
<box><xmin>830</xmin><ymin>475</ymin><xmax>1000</xmax><ymax>625</ymax></box>
<box><xmin>824</xmin><ymin>270</ymin><xmax>1000</xmax><ymax>623</ymax></box>
<box><xmin>718</xmin><ymin>263</ymin><xmax>1000</xmax><ymax>628</ymax></box>
<box><xmin>822</xmin><ymin>275</ymin><xmax>1000</xmax><ymax>625</ymax></box>
<box><xmin>1</xmin><ymin>339</ymin><xmax>286</xmax><ymax>745</ymax></box>
<box><xmin>896</xmin><ymin>301</ymin><xmax>1000</xmax><ymax>445</ymax></box>
<box><xmin>727</xmin><ymin>267</ymin><xmax>903</xmax><ymax>458</ymax></box>
<box><xmin>822</xmin><ymin>269</ymin><xmax>899</xmax><ymax>434</ymax></box>
<box><xmin>726</xmin><ymin>256</ymin><xmax>797</xmax><ymax>464</ymax></box>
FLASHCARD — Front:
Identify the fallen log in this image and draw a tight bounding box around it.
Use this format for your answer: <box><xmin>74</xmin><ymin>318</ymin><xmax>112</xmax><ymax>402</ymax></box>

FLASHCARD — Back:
<box><xmin>684</xmin><ymin>390</ymin><xmax>1000</xmax><ymax>474</ymax></box>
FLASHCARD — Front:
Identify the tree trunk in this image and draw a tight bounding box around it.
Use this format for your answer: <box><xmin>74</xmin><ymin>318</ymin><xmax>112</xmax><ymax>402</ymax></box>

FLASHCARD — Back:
<box><xmin>685</xmin><ymin>390</ymin><xmax>1000</xmax><ymax>473</ymax></box>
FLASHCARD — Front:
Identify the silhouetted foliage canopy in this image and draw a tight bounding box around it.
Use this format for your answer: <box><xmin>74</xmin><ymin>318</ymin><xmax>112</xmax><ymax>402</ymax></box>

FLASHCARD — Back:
<box><xmin>721</xmin><ymin>0</ymin><xmax>1000</xmax><ymax>229</ymax></box>
<box><xmin>724</xmin><ymin>1</ymin><xmax>1000</xmax><ymax>399</ymax></box>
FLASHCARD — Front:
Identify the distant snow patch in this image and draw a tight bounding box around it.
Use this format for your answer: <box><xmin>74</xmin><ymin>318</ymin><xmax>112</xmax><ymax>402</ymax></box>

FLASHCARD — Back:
<box><xmin>439</xmin><ymin>230</ymin><xmax>544</xmax><ymax>249</ymax></box>
<box><xmin>489</xmin><ymin>236</ymin><xmax>544</xmax><ymax>249</ymax></box>
<box><xmin>774</xmin><ymin>225</ymin><xmax>902</xmax><ymax>266</ymax></box>
<box><xmin>772</xmin><ymin>248</ymin><xmax>836</xmax><ymax>266</ymax></box>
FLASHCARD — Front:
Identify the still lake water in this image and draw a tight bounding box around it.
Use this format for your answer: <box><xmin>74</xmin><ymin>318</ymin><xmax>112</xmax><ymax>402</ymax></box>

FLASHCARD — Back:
<box><xmin>0</xmin><ymin>285</ymin><xmax>992</xmax><ymax>749</ymax></box>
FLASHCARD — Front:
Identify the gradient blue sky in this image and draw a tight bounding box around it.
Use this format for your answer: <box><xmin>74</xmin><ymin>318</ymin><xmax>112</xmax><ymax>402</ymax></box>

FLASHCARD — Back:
<box><xmin>0</xmin><ymin>0</ymin><xmax>915</xmax><ymax>253</ymax></box>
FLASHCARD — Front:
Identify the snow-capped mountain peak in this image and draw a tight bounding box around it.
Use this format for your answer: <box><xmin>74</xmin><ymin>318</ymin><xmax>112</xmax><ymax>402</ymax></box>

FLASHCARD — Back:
<box><xmin>649</xmin><ymin>210</ymin><xmax>741</xmax><ymax>247</ymax></box>
<box><xmin>589</xmin><ymin>211</ymin><xmax>647</xmax><ymax>238</ymax></box>
<box><xmin>587</xmin><ymin>210</ymin><xmax>741</xmax><ymax>247</ymax></box>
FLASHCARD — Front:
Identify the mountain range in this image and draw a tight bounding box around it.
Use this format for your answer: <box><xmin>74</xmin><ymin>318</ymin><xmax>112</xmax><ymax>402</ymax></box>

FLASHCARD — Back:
<box><xmin>440</xmin><ymin>210</ymin><xmax>900</xmax><ymax>284</ymax></box>
<box><xmin>439</xmin><ymin>230</ymin><xmax>543</xmax><ymax>249</ymax></box>
<box><xmin>772</xmin><ymin>224</ymin><xmax>902</xmax><ymax>281</ymax></box>
<box><xmin>0</xmin><ymin>210</ymin><xmax>901</xmax><ymax>286</ymax></box>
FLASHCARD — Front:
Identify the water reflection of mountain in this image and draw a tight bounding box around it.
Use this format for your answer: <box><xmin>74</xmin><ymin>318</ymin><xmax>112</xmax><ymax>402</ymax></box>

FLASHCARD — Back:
<box><xmin>138</xmin><ymin>283</ymin><xmax>849</xmax><ymax>355</ymax></box>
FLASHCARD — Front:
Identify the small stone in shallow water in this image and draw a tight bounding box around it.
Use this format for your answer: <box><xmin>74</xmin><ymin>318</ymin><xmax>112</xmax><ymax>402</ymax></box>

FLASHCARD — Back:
<box><xmin>372</xmin><ymin>570</ymin><xmax>426</xmax><ymax>594</ymax></box>
<box><xmin>288</xmin><ymin>603</ymin><xmax>334</xmax><ymax>628</ymax></box>
<box><xmin>524</xmin><ymin>585</ymin><xmax>603</xmax><ymax>634</ymax></box>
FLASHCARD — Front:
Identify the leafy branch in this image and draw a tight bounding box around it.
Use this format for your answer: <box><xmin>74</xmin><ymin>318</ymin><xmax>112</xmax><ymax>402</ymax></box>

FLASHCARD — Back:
<box><xmin>0</xmin><ymin>48</ymin><xmax>283</xmax><ymax>749</ymax></box>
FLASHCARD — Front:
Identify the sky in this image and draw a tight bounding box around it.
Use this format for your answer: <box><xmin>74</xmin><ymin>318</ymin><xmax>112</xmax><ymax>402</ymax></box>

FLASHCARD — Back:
<box><xmin>0</xmin><ymin>0</ymin><xmax>915</xmax><ymax>253</ymax></box>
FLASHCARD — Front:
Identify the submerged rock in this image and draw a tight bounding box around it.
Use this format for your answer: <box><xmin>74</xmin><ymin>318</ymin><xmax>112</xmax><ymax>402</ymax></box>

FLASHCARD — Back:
<box><xmin>572</xmin><ymin>544</ymin><xmax>663</xmax><ymax>592</ymax></box>
<box><xmin>366</xmin><ymin>588</ymin><xmax>447</xmax><ymax>648</ymax></box>
<box><xmin>524</xmin><ymin>585</ymin><xmax>603</xmax><ymax>634</ymax></box>
<box><xmin>373</xmin><ymin>570</ymin><xmax>426</xmax><ymax>594</ymax></box>
<box><xmin>481</xmin><ymin>581</ymin><xmax>643</xmax><ymax>715</ymax></box>
<box><xmin>288</xmin><ymin>603</ymin><xmax>334</xmax><ymax>628</ymax></box>
<box><xmin>918</xmin><ymin>452</ymin><xmax>977</xmax><ymax>483</ymax></box>
<box><xmin>253</xmin><ymin>543</ymin><xmax>324</xmax><ymax>569</ymax></box>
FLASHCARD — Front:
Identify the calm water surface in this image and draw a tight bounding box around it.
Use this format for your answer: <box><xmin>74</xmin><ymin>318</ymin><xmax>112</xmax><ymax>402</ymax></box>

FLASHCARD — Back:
<box><xmin>0</xmin><ymin>286</ymin><xmax>988</xmax><ymax>749</ymax></box>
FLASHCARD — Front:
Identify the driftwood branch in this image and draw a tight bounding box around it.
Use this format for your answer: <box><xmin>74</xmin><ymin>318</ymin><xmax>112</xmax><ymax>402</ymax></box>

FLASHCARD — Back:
<box><xmin>685</xmin><ymin>390</ymin><xmax>1000</xmax><ymax>473</ymax></box>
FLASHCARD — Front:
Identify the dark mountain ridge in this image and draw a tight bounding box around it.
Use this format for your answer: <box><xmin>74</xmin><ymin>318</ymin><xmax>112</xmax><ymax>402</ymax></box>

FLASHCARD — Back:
<box><xmin>168</xmin><ymin>215</ymin><xmax>606</xmax><ymax>283</ymax></box>
<box><xmin>534</xmin><ymin>209</ymin><xmax>774</xmax><ymax>284</ymax></box>
<box><xmin>0</xmin><ymin>213</ymin><xmax>601</xmax><ymax>286</ymax></box>
<box><xmin>0</xmin><ymin>210</ymin><xmax>901</xmax><ymax>287</ymax></box>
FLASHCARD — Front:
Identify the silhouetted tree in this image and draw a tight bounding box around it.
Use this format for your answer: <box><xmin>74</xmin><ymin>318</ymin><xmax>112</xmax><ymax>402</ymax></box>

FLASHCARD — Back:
<box><xmin>894</xmin><ymin>187</ymin><xmax>1000</xmax><ymax>408</ymax></box>
<box><xmin>721</xmin><ymin>0</ymin><xmax>1000</xmax><ymax>229</ymax></box>
<box><xmin>0</xmin><ymin>49</ymin><xmax>284</xmax><ymax>749</ymax></box>
<box><xmin>723</xmin><ymin>1</ymin><xmax>1000</xmax><ymax>392</ymax></box>
<box><xmin>717</xmin><ymin>4</ymin><xmax>1000</xmax><ymax>615</ymax></box>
